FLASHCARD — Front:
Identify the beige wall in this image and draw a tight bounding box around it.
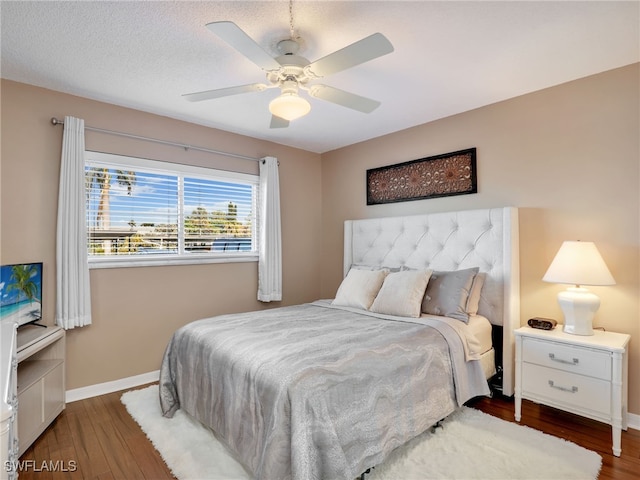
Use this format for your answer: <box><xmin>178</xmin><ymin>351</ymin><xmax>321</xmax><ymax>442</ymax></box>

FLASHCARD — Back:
<box><xmin>2</xmin><ymin>64</ymin><xmax>639</xmax><ymax>417</ymax></box>
<box><xmin>0</xmin><ymin>80</ymin><xmax>323</xmax><ymax>390</ymax></box>
<box><xmin>320</xmin><ymin>64</ymin><xmax>640</xmax><ymax>416</ymax></box>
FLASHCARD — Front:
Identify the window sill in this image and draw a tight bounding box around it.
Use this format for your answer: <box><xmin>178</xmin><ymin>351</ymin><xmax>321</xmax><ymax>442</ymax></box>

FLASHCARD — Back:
<box><xmin>88</xmin><ymin>253</ymin><xmax>258</xmax><ymax>269</ymax></box>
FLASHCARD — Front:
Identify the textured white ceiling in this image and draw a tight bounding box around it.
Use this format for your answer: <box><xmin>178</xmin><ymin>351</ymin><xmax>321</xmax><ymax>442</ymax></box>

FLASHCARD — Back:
<box><xmin>1</xmin><ymin>1</ymin><xmax>638</xmax><ymax>153</ymax></box>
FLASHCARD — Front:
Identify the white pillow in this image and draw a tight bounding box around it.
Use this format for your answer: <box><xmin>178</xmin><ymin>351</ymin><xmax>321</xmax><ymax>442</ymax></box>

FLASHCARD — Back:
<box><xmin>332</xmin><ymin>268</ymin><xmax>389</xmax><ymax>310</ymax></box>
<box><xmin>370</xmin><ymin>270</ymin><xmax>432</xmax><ymax>317</ymax></box>
<box><xmin>466</xmin><ymin>272</ymin><xmax>486</xmax><ymax>315</ymax></box>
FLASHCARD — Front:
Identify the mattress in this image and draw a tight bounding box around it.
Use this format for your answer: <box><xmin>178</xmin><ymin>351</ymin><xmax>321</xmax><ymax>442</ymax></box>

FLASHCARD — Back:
<box><xmin>421</xmin><ymin>313</ymin><xmax>495</xmax><ymax>379</ymax></box>
<box><xmin>468</xmin><ymin>314</ymin><xmax>493</xmax><ymax>354</ymax></box>
<box><xmin>467</xmin><ymin>314</ymin><xmax>495</xmax><ymax>379</ymax></box>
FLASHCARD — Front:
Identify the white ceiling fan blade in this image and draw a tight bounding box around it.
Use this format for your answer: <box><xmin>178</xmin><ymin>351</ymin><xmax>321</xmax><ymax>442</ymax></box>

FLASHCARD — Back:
<box><xmin>183</xmin><ymin>83</ymin><xmax>267</xmax><ymax>102</ymax></box>
<box><xmin>270</xmin><ymin>115</ymin><xmax>290</xmax><ymax>129</ymax></box>
<box><xmin>309</xmin><ymin>85</ymin><xmax>381</xmax><ymax>113</ymax></box>
<box><xmin>308</xmin><ymin>33</ymin><xmax>394</xmax><ymax>78</ymax></box>
<box><xmin>206</xmin><ymin>21</ymin><xmax>281</xmax><ymax>71</ymax></box>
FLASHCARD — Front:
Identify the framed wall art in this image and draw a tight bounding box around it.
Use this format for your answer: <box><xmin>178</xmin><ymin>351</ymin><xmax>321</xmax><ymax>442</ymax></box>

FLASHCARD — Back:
<box><xmin>366</xmin><ymin>148</ymin><xmax>477</xmax><ymax>205</ymax></box>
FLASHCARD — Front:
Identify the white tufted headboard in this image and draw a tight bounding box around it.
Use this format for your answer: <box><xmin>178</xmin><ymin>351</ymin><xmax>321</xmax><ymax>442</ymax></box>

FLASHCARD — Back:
<box><xmin>343</xmin><ymin>207</ymin><xmax>520</xmax><ymax>396</ymax></box>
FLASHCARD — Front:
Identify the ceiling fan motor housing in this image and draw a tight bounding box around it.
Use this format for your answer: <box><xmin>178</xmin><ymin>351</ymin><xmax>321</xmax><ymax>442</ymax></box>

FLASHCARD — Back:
<box><xmin>267</xmin><ymin>47</ymin><xmax>311</xmax><ymax>87</ymax></box>
<box><xmin>277</xmin><ymin>38</ymin><xmax>300</xmax><ymax>55</ymax></box>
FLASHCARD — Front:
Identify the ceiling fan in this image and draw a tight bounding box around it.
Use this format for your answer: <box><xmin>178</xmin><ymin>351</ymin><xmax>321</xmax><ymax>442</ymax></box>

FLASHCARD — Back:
<box><xmin>183</xmin><ymin>21</ymin><xmax>394</xmax><ymax>128</ymax></box>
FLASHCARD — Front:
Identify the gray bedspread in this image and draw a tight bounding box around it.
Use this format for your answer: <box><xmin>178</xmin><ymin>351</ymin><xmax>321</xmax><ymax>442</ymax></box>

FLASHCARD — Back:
<box><xmin>159</xmin><ymin>301</ymin><xmax>490</xmax><ymax>480</ymax></box>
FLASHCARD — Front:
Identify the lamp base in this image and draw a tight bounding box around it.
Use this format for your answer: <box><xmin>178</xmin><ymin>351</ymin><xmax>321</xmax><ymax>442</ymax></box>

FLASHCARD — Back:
<box><xmin>557</xmin><ymin>287</ymin><xmax>599</xmax><ymax>336</ymax></box>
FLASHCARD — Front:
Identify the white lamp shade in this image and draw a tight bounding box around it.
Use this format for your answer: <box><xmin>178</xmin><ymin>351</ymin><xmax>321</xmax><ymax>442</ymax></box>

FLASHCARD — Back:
<box><xmin>269</xmin><ymin>93</ymin><xmax>311</xmax><ymax>121</ymax></box>
<box><xmin>542</xmin><ymin>241</ymin><xmax>615</xmax><ymax>286</ymax></box>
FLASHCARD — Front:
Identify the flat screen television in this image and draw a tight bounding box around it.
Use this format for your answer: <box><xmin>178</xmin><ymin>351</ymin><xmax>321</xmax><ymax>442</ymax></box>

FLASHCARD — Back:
<box><xmin>0</xmin><ymin>262</ymin><xmax>43</xmax><ymax>327</ymax></box>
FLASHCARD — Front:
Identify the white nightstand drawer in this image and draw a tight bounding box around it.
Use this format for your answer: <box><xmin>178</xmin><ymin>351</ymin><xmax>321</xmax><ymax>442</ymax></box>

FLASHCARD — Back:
<box><xmin>522</xmin><ymin>363</ymin><xmax>611</xmax><ymax>416</ymax></box>
<box><xmin>522</xmin><ymin>337</ymin><xmax>611</xmax><ymax>380</ymax></box>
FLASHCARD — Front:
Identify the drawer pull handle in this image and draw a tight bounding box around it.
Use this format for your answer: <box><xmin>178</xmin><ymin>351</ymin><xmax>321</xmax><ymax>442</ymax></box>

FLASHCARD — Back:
<box><xmin>548</xmin><ymin>380</ymin><xmax>578</xmax><ymax>393</ymax></box>
<box><xmin>548</xmin><ymin>353</ymin><xmax>579</xmax><ymax>365</ymax></box>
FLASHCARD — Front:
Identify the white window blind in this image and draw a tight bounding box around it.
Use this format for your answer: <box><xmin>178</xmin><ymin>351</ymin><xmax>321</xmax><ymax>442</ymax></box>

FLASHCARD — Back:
<box><xmin>85</xmin><ymin>151</ymin><xmax>258</xmax><ymax>268</ymax></box>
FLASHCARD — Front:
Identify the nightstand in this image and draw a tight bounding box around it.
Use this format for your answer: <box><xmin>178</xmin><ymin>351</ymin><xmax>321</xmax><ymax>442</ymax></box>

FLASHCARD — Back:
<box><xmin>514</xmin><ymin>326</ymin><xmax>630</xmax><ymax>456</ymax></box>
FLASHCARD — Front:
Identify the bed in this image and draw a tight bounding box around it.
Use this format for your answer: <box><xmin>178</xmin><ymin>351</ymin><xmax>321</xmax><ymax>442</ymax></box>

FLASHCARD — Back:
<box><xmin>159</xmin><ymin>206</ymin><xmax>520</xmax><ymax>480</ymax></box>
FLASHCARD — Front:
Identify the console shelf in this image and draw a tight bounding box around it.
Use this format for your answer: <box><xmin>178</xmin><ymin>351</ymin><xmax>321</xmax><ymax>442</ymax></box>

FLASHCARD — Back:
<box><xmin>15</xmin><ymin>325</ymin><xmax>65</xmax><ymax>457</ymax></box>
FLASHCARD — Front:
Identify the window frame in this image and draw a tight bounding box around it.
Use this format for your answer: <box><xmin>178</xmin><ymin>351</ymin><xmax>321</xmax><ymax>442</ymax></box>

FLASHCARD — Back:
<box><xmin>85</xmin><ymin>151</ymin><xmax>259</xmax><ymax>269</ymax></box>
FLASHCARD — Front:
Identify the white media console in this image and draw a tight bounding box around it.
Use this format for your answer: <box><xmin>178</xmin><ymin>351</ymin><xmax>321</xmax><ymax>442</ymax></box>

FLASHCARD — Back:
<box><xmin>1</xmin><ymin>321</ymin><xmax>66</xmax><ymax>480</ymax></box>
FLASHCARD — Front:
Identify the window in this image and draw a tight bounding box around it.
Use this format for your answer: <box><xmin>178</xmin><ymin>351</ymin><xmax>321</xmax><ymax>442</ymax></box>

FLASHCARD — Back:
<box><xmin>85</xmin><ymin>151</ymin><xmax>259</xmax><ymax>268</ymax></box>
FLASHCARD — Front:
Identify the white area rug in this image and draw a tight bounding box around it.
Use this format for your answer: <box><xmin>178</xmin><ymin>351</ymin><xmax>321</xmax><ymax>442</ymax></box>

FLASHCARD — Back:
<box><xmin>121</xmin><ymin>385</ymin><xmax>601</xmax><ymax>480</ymax></box>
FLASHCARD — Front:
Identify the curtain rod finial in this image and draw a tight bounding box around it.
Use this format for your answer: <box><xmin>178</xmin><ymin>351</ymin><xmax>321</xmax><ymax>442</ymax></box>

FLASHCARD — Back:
<box><xmin>51</xmin><ymin>117</ymin><xmax>63</xmax><ymax>126</ymax></box>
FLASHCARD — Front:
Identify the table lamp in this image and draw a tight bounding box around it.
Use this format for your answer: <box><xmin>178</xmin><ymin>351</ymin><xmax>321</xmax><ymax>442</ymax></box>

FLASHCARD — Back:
<box><xmin>542</xmin><ymin>241</ymin><xmax>615</xmax><ymax>335</ymax></box>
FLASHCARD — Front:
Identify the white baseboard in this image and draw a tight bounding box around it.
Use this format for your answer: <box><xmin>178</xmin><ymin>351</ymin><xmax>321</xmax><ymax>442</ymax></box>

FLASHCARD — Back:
<box><xmin>65</xmin><ymin>370</ymin><xmax>160</xmax><ymax>403</ymax></box>
<box><xmin>628</xmin><ymin>412</ymin><xmax>640</xmax><ymax>431</ymax></box>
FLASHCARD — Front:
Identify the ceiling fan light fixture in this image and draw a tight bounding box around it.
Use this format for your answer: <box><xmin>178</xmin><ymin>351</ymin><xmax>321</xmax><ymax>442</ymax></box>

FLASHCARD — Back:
<box><xmin>269</xmin><ymin>92</ymin><xmax>311</xmax><ymax>121</ymax></box>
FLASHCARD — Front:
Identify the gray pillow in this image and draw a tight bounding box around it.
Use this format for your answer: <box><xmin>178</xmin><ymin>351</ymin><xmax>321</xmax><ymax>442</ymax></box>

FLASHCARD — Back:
<box><xmin>421</xmin><ymin>267</ymin><xmax>480</xmax><ymax>323</ymax></box>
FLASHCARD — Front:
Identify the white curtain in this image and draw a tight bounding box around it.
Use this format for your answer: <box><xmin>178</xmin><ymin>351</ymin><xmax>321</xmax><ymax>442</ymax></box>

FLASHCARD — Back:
<box><xmin>56</xmin><ymin>116</ymin><xmax>92</xmax><ymax>329</ymax></box>
<box><xmin>258</xmin><ymin>156</ymin><xmax>282</xmax><ymax>302</ymax></box>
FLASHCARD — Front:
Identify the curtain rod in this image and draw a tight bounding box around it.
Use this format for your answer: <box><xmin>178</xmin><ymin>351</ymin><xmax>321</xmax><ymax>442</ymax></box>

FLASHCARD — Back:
<box><xmin>50</xmin><ymin>117</ymin><xmax>260</xmax><ymax>163</ymax></box>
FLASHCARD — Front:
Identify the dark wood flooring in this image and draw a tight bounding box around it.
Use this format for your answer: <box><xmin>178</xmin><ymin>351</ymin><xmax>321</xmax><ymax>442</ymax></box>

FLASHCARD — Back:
<box><xmin>16</xmin><ymin>385</ymin><xmax>640</xmax><ymax>479</ymax></box>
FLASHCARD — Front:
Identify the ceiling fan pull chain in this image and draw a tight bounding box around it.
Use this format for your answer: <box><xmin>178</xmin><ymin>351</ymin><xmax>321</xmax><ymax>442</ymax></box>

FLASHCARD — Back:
<box><xmin>289</xmin><ymin>0</ymin><xmax>296</xmax><ymax>40</ymax></box>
